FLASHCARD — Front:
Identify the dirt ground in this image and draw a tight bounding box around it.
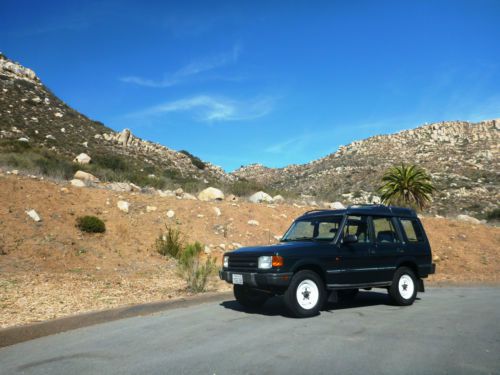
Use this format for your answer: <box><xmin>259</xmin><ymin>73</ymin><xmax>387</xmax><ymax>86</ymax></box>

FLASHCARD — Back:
<box><xmin>0</xmin><ymin>172</ymin><xmax>499</xmax><ymax>328</ymax></box>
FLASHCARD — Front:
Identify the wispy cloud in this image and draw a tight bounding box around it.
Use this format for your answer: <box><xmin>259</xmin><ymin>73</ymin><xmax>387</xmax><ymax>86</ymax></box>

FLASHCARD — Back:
<box><xmin>127</xmin><ymin>94</ymin><xmax>275</xmax><ymax>122</ymax></box>
<box><xmin>120</xmin><ymin>45</ymin><xmax>241</xmax><ymax>88</ymax></box>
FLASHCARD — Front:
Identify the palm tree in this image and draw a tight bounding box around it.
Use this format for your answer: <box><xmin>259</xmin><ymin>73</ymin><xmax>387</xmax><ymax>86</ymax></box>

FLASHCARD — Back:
<box><xmin>378</xmin><ymin>164</ymin><xmax>435</xmax><ymax>210</ymax></box>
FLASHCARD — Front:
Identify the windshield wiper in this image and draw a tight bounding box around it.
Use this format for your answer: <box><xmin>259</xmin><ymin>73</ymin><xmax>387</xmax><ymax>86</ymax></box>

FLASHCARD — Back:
<box><xmin>285</xmin><ymin>237</ymin><xmax>315</xmax><ymax>241</ymax></box>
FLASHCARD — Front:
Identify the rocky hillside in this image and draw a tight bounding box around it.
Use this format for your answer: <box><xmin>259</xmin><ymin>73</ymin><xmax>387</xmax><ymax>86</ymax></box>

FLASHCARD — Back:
<box><xmin>233</xmin><ymin>120</ymin><xmax>499</xmax><ymax>217</ymax></box>
<box><xmin>1</xmin><ymin>53</ymin><xmax>498</xmax><ymax>217</ymax></box>
<box><xmin>0</xmin><ymin>53</ymin><xmax>232</xmax><ymax>187</ymax></box>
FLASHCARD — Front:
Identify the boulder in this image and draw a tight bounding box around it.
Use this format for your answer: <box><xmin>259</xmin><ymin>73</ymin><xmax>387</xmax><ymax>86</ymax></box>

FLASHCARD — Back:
<box><xmin>26</xmin><ymin>209</ymin><xmax>41</xmax><ymax>222</ymax></box>
<box><xmin>74</xmin><ymin>170</ymin><xmax>99</xmax><ymax>182</ymax></box>
<box><xmin>198</xmin><ymin>187</ymin><xmax>225</xmax><ymax>201</ymax></box>
<box><xmin>109</xmin><ymin>182</ymin><xmax>132</xmax><ymax>192</ymax></box>
<box><xmin>117</xmin><ymin>200</ymin><xmax>130</xmax><ymax>213</ymax></box>
<box><xmin>130</xmin><ymin>183</ymin><xmax>141</xmax><ymax>192</ymax></box>
<box><xmin>272</xmin><ymin>195</ymin><xmax>285</xmax><ymax>203</ymax></box>
<box><xmin>175</xmin><ymin>188</ymin><xmax>184</xmax><ymax>197</ymax></box>
<box><xmin>225</xmin><ymin>194</ymin><xmax>238</xmax><ymax>202</ymax></box>
<box><xmin>327</xmin><ymin>201</ymin><xmax>345</xmax><ymax>210</ymax></box>
<box><xmin>73</xmin><ymin>153</ymin><xmax>91</xmax><ymax>164</ymax></box>
<box><xmin>182</xmin><ymin>193</ymin><xmax>197</xmax><ymax>200</ymax></box>
<box><xmin>456</xmin><ymin>214</ymin><xmax>481</xmax><ymax>225</ymax></box>
<box><xmin>157</xmin><ymin>189</ymin><xmax>175</xmax><ymax>198</ymax></box>
<box><xmin>248</xmin><ymin>219</ymin><xmax>259</xmax><ymax>226</ymax></box>
<box><xmin>117</xmin><ymin>129</ymin><xmax>131</xmax><ymax>146</ymax></box>
<box><xmin>248</xmin><ymin>191</ymin><xmax>273</xmax><ymax>203</ymax></box>
<box><xmin>70</xmin><ymin>179</ymin><xmax>86</xmax><ymax>187</ymax></box>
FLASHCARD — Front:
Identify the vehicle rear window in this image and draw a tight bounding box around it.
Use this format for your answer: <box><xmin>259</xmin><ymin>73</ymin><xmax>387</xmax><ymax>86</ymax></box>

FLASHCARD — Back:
<box><xmin>399</xmin><ymin>219</ymin><xmax>424</xmax><ymax>242</ymax></box>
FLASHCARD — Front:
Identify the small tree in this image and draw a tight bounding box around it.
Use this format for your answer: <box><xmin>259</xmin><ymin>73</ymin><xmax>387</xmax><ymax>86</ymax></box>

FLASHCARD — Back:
<box><xmin>177</xmin><ymin>242</ymin><xmax>217</xmax><ymax>293</ymax></box>
<box><xmin>378</xmin><ymin>164</ymin><xmax>435</xmax><ymax>210</ymax></box>
<box><xmin>155</xmin><ymin>225</ymin><xmax>183</xmax><ymax>258</ymax></box>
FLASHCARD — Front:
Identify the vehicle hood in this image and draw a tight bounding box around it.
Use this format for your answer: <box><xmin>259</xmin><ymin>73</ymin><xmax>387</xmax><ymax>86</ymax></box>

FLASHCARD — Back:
<box><xmin>229</xmin><ymin>241</ymin><xmax>322</xmax><ymax>256</ymax></box>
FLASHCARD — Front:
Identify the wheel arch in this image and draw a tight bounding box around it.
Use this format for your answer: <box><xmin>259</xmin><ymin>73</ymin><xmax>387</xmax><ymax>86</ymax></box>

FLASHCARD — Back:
<box><xmin>291</xmin><ymin>261</ymin><xmax>327</xmax><ymax>285</ymax></box>
<box><xmin>396</xmin><ymin>259</ymin><xmax>420</xmax><ymax>278</ymax></box>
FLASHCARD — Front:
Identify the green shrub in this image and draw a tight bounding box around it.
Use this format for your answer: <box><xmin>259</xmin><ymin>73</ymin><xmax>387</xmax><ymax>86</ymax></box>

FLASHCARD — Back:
<box><xmin>0</xmin><ymin>139</ymin><xmax>32</xmax><ymax>153</ymax></box>
<box><xmin>92</xmin><ymin>154</ymin><xmax>128</xmax><ymax>171</ymax></box>
<box><xmin>76</xmin><ymin>216</ymin><xmax>106</xmax><ymax>233</ymax></box>
<box><xmin>227</xmin><ymin>179</ymin><xmax>267</xmax><ymax>197</ymax></box>
<box><xmin>177</xmin><ymin>242</ymin><xmax>217</xmax><ymax>293</ymax></box>
<box><xmin>155</xmin><ymin>225</ymin><xmax>183</xmax><ymax>258</ymax></box>
<box><xmin>486</xmin><ymin>208</ymin><xmax>500</xmax><ymax>222</ymax></box>
<box><xmin>179</xmin><ymin>150</ymin><xmax>206</xmax><ymax>170</ymax></box>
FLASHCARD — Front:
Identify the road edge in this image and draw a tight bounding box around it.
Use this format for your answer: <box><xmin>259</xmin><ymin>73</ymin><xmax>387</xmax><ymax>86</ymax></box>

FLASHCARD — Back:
<box><xmin>0</xmin><ymin>291</ymin><xmax>233</xmax><ymax>348</ymax></box>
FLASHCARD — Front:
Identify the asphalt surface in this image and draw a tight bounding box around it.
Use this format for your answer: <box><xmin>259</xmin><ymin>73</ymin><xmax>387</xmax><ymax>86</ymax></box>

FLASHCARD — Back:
<box><xmin>1</xmin><ymin>287</ymin><xmax>499</xmax><ymax>375</ymax></box>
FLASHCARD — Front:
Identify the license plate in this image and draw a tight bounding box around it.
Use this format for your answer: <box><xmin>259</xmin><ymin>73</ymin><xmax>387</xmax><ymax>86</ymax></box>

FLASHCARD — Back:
<box><xmin>232</xmin><ymin>274</ymin><xmax>243</xmax><ymax>285</ymax></box>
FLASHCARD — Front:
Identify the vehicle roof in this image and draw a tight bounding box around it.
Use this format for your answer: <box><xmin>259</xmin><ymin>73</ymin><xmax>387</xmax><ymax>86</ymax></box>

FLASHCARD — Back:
<box><xmin>298</xmin><ymin>204</ymin><xmax>417</xmax><ymax>220</ymax></box>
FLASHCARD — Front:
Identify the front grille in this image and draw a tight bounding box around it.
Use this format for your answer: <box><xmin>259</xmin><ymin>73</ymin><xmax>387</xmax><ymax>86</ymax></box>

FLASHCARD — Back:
<box><xmin>228</xmin><ymin>255</ymin><xmax>258</xmax><ymax>270</ymax></box>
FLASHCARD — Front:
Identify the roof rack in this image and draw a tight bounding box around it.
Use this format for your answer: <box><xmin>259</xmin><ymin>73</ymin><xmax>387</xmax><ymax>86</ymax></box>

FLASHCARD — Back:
<box><xmin>347</xmin><ymin>204</ymin><xmax>387</xmax><ymax>209</ymax></box>
<box><xmin>303</xmin><ymin>209</ymin><xmax>336</xmax><ymax>215</ymax></box>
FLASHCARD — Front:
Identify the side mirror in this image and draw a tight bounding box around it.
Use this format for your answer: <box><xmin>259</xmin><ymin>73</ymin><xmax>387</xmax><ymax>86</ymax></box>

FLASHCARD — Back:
<box><xmin>343</xmin><ymin>234</ymin><xmax>358</xmax><ymax>244</ymax></box>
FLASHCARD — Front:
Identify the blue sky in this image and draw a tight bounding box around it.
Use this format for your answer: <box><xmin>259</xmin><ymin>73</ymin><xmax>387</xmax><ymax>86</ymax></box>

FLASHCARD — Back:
<box><xmin>2</xmin><ymin>1</ymin><xmax>500</xmax><ymax>171</ymax></box>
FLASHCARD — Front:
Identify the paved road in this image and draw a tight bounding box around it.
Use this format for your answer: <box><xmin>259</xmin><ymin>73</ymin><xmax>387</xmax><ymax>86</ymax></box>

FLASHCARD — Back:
<box><xmin>1</xmin><ymin>287</ymin><xmax>499</xmax><ymax>375</ymax></box>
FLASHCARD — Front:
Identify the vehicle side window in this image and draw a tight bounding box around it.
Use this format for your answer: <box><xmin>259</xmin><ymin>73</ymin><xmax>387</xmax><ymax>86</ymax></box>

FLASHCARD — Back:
<box><xmin>342</xmin><ymin>215</ymin><xmax>371</xmax><ymax>243</ymax></box>
<box><xmin>372</xmin><ymin>217</ymin><xmax>401</xmax><ymax>244</ymax></box>
<box><xmin>399</xmin><ymin>218</ymin><xmax>424</xmax><ymax>242</ymax></box>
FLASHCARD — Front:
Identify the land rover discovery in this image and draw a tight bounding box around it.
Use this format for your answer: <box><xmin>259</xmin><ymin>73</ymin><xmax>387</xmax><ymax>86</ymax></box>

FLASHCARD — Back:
<box><xmin>220</xmin><ymin>205</ymin><xmax>436</xmax><ymax>317</ymax></box>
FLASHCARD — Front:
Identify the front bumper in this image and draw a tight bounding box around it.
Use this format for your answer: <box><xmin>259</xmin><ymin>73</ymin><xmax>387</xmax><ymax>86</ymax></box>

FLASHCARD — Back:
<box><xmin>219</xmin><ymin>270</ymin><xmax>292</xmax><ymax>289</ymax></box>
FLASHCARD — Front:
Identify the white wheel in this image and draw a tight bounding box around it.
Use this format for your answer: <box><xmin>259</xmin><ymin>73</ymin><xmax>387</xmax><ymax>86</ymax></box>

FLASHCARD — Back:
<box><xmin>389</xmin><ymin>267</ymin><xmax>417</xmax><ymax>306</ymax></box>
<box><xmin>398</xmin><ymin>274</ymin><xmax>415</xmax><ymax>300</ymax></box>
<box><xmin>295</xmin><ymin>279</ymin><xmax>319</xmax><ymax>310</ymax></box>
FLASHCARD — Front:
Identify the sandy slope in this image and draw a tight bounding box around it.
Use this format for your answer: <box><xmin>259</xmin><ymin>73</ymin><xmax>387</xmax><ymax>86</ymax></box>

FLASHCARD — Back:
<box><xmin>0</xmin><ymin>172</ymin><xmax>498</xmax><ymax>328</ymax></box>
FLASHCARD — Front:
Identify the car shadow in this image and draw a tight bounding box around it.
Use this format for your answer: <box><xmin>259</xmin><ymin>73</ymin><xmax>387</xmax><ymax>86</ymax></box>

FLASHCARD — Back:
<box><xmin>220</xmin><ymin>291</ymin><xmax>416</xmax><ymax>317</ymax></box>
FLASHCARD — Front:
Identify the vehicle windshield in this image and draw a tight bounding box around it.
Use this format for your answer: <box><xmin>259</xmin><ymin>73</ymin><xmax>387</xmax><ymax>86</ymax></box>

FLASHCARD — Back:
<box><xmin>281</xmin><ymin>215</ymin><xmax>343</xmax><ymax>242</ymax></box>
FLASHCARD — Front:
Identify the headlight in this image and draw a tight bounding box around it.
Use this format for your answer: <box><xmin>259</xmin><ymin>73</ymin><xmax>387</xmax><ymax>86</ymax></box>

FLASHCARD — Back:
<box><xmin>223</xmin><ymin>256</ymin><xmax>229</xmax><ymax>268</ymax></box>
<box><xmin>258</xmin><ymin>256</ymin><xmax>273</xmax><ymax>269</ymax></box>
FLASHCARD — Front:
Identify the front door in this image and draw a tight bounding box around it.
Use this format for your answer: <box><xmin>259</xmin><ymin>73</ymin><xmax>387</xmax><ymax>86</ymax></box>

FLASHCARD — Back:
<box><xmin>327</xmin><ymin>215</ymin><xmax>373</xmax><ymax>286</ymax></box>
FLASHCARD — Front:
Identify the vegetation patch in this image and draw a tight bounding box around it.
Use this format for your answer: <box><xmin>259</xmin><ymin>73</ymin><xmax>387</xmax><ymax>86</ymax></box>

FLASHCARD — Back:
<box><xmin>485</xmin><ymin>208</ymin><xmax>500</xmax><ymax>222</ymax></box>
<box><xmin>179</xmin><ymin>150</ymin><xmax>206</xmax><ymax>170</ymax></box>
<box><xmin>155</xmin><ymin>225</ymin><xmax>183</xmax><ymax>258</ymax></box>
<box><xmin>76</xmin><ymin>216</ymin><xmax>106</xmax><ymax>233</ymax></box>
<box><xmin>177</xmin><ymin>242</ymin><xmax>217</xmax><ymax>293</ymax></box>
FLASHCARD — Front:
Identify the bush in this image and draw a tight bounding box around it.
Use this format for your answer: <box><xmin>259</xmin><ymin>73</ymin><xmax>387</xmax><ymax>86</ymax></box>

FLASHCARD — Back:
<box><xmin>177</xmin><ymin>242</ymin><xmax>217</xmax><ymax>293</ymax></box>
<box><xmin>155</xmin><ymin>225</ymin><xmax>183</xmax><ymax>258</ymax></box>
<box><xmin>76</xmin><ymin>216</ymin><xmax>106</xmax><ymax>233</ymax></box>
<box><xmin>179</xmin><ymin>150</ymin><xmax>206</xmax><ymax>170</ymax></box>
<box><xmin>486</xmin><ymin>208</ymin><xmax>500</xmax><ymax>222</ymax></box>
<box><xmin>227</xmin><ymin>179</ymin><xmax>268</xmax><ymax>197</ymax></box>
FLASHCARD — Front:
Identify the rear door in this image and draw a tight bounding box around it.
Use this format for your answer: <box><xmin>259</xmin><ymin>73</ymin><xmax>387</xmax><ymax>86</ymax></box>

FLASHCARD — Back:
<box><xmin>369</xmin><ymin>216</ymin><xmax>403</xmax><ymax>282</ymax></box>
<box><xmin>398</xmin><ymin>217</ymin><xmax>432</xmax><ymax>275</ymax></box>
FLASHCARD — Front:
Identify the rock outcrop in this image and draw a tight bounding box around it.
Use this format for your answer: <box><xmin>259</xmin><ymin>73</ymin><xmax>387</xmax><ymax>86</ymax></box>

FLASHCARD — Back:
<box><xmin>234</xmin><ymin>120</ymin><xmax>499</xmax><ymax>216</ymax></box>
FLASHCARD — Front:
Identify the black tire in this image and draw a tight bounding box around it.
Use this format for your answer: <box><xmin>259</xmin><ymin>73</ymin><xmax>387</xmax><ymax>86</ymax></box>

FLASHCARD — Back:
<box><xmin>233</xmin><ymin>285</ymin><xmax>269</xmax><ymax>309</ymax></box>
<box><xmin>284</xmin><ymin>270</ymin><xmax>326</xmax><ymax>318</ymax></box>
<box><xmin>389</xmin><ymin>267</ymin><xmax>418</xmax><ymax>306</ymax></box>
<box><xmin>338</xmin><ymin>289</ymin><xmax>359</xmax><ymax>301</ymax></box>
